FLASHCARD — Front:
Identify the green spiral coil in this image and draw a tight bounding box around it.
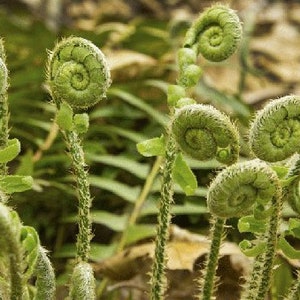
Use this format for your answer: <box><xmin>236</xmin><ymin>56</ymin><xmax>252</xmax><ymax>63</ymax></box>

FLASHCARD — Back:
<box><xmin>249</xmin><ymin>95</ymin><xmax>300</xmax><ymax>162</ymax></box>
<box><xmin>171</xmin><ymin>104</ymin><xmax>239</xmax><ymax>164</ymax></box>
<box><xmin>47</xmin><ymin>36</ymin><xmax>111</xmax><ymax>109</ymax></box>
<box><xmin>207</xmin><ymin>159</ymin><xmax>281</xmax><ymax>218</ymax></box>
<box><xmin>183</xmin><ymin>4</ymin><xmax>242</xmax><ymax>62</ymax></box>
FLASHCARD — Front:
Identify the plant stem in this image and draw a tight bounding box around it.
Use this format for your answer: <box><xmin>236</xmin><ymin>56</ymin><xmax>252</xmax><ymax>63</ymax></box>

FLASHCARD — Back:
<box><xmin>286</xmin><ymin>272</ymin><xmax>300</xmax><ymax>300</ymax></box>
<box><xmin>0</xmin><ymin>45</ymin><xmax>9</xmax><ymax>176</ymax></box>
<box><xmin>242</xmin><ymin>194</ymin><xmax>281</xmax><ymax>300</ymax></box>
<box><xmin>198</xmin><ymin>217</ymin><xmax>225</xmax><ymax>300</ymax></box>
<box><xmin>150</xmin><ymin>132</ymin><xmax>176</xmax><ymax>300</ymax></box>
<box><xmin>255</xmin><ymin>198</ymin><xmax>281</xmax><ymax>300</ymax></box>
<box><xmin>63</xmin><ymin>130</ymin><xmax>92</xmax><ymax>262</ymax></box>
<box><xmin>0</xmin><ymin>203</ymin><xmax>24</xmax><ymax>299</ymax></box>
<box><xmin>0</xmin><ymin>91</ymin><xmax>8</xmax><ymax>175</ymax></box>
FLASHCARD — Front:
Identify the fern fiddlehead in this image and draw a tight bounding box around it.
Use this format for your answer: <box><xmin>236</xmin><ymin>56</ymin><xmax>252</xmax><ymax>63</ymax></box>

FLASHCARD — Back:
<box><xmin>207</xmin><ymin>159</ymin><xmax>280</xmax><ymax>218</ymax></box>
<box><xmin>209</xmin><ymin>160</ymin><xmax>282</xmax><ymax>300</ymax></box>
<box><xmin>47</xmin><ymin>36</ymin><xmax>111</xmax><ymax>298</ymax></box>
<box><xmin>176</xmin><ymin>4</ymin><xmax>242</xmax><ymax>88</ymax></box>
<box><xmin>47</xmin><ymin>36</ymin><xmax>111</xmax><ymax>110</ymax></box>
<box><xmin>171</xmin><ymin>103</ymin><xmax>240</xmax><ymax>300</ymax></box>
<box><xmin>172</xmin><ymin>103</ymin><xmax>239</xmax><ymax>165</ymax></box>
<box><xmin>183</xmin><ymin>4</ymin><xmax>242</xmax><ymax>62</ymax></box>
<box><xmin>170</xmin><ymin>5</ymin><xmax>242</xmax><ymax>299</ymax></box>
<box><xmin>249</xmin><ymin>95</ymin><xmax>300</xmax><ymax>162</ymax></box>
<box><xmin>149</xmin><ymin>4</ymin><xmax>242</xmax><ymax>299</ymax></box>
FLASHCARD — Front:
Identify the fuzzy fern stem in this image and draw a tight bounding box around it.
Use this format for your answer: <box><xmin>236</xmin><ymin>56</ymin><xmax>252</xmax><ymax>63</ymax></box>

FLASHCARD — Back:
<box><xmin>285</xmin><ymin>272</ymin><xmax>300</xmax><ymax>300</ymax></box>
<box><xmin>63</xmin><ymin>129</ymin><xmax>92</xmax><ymax>262</ymax></box>
<box><xmin>150</xmin><ymin>132</ymin><xmax>177</xmax><ymax>300</ymax></box>
<box><xmin>255</xmin><ymin>200</ymin><xmax>281</xmax><ymax>300</ymax></box>
<box><xmin>0</xmin><ymin>203</ymin><xmax>24</xmax><ymax>299</ymax></box>
<box><xmin>241</xmin><ymin>197</ymin><xmax>281</xmax><ymax>300</ymax></box>
<box><xmin>0</xmin><ymin>39</ymin><xmax>9</xmax><ymax>176</ymax></box>
<box><xmin>198</xmin><ymin>217</ymin><xmax>225</xmax><ymax>300</ymax></box>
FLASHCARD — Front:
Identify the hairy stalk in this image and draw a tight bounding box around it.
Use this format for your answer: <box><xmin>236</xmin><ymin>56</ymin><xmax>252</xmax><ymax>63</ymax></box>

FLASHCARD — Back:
<box><xmin>150</xmin><ymin>133</ymin><xmax>177</xmax><ymax>300</ymax></box>
<box><xmin>285</xmin><ymin>272</ymin><xmax>300</xmax><ymax>300</ymax></box>
<box><xmin>34</xmin><ymin>247</ymin><xmax>56</xmax><ymax>300</ymax></box>
<box><xmin>0</xmin><ymin>203</ymin><xmax>24</xmax><ymax>299</ymax></box>
<box><xmin>171</xmin><ymin>103</ymin><xmax>239</xmax><ymax>299</ymax></box>
<box><xmin>256</xmin><ymin>200</ymin><xmax>281</xmax><ymax>300</ymax></box>
<box><xmin>206</xmin><ymin>160</ymin><xmax>281</xmax><ymax>300</ymax></box>
<box><xmin>198</xmin><ymin>217</ymin><xmax>225</xmax><ymax>300</ymax></box>
<box><xmin>47</xmin><ymin>37</ymin><xmax>111</xmax><ymax>297</ymax></box>
<box><xmin>0</xmin><ymin>39</ymin><xmax>9</xmax><ymax>176</ymax></box>
<box><xmin>245</xmin><ymin>95</ymin><xmax>300</xmax><ymax>299</ymax></box>
<box><xmin>63</xmin><ymin>129</ymin><xmax>92</xmax><ymax>262</ymax></box>
<box><xmin>173</xmin><ymin>6</ymin><xmax>242</xmax><ymax>298</ymax></box>
<box><xmin>242</xmin><ymin>197</ymin><xmax>281</xmax><ymax>300</ymax></box>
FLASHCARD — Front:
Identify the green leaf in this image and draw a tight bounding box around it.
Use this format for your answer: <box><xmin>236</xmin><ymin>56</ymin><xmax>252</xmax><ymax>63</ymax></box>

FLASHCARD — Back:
<box><xmin>0</xmin><ymin>175</ymin><xmax>33</xmax><ymax>193</ymax></box>
<box><xmin>0</xmin><ymin>138</ymin><xmax>21</xmax><ymax>163</ymax></box>
<box><xmin>280</xmin><ymin>175</ymin><xmax>299</xmax><ymax>188</ymax></box>
<box><xmin>108</xmin><ymin>88</ymin><xmax>168</xmax><ymax>126</ymax></box>
<box><xmin>20</xmin><ymin>226</ymin><xmax>40</xmax><ymax>279</ymax></box>
<box><xmin>288</xmin><ymin>218</ymin><xmax>300</xmax><ymax>238</ymax></box>
<box><xmin>172</xmin><ymin>152</ymin><xmax>197</xmax><ymax>196</ymax></box>
<box><xmin>126</xmin><ymin>224</ymin><xmax>156</xmax><ymax>245</ymax></box>
<box><xmin>63</xmin><ymin>211</ymin><xmax>128</xmax><ymax>232</ymax></box>
<box><xmin>91</xmin><ymin>211</ymin><xmax>127</xmax><ymax>232</ymax></box>
<box><xmin>278</xmin><ymin>236</ymin><xmax>300</xmax><ymax>259</ymax></box>
<box><xmin>271</xmin><ymin>256</ymin><xmax>293</xmax><ymax>299</ymax></box>
<box><xmin>86</xmin><ymin>154</ymin><xmax>149</xmax><ymax>179</ymax></box>
<box><xmin>15</xmin><ymin>150</ymin><xmax>34</xmax><ymax>176</ymax></box>
<box><xmin>239</xmin><ymin>239</ymin><xmax>266</xmax><ymax>257</ymax></box>
<box><xmin>89</xmin><ymin>176</ymin><xmax>141</xmax><ymax>203</ymax></box>
<box><xmin>74</xmin><ymin>113</ymin><xmax>89</xmax><ymax>134</ymax></box>
<box><xmin>141</xmin><ymin>200</ymin><xmax>207</xmax><ymax>216</ymax></box>
<box><xmin>253</xmin><ymin>203</ymin><xmax>273</xmax><ymax>220</ymax></box>
<box><xmin>56</xmin><ymin>102</ymin><xmax>73</xmax><ymax>131</ymax></box>
<box><xmin>272</xmin><ymin>165</ymin><xmax>289</xmax><ymax>179</ymax></box>
<box><xmin>136</xmin><ymin>135</ymin><xmax>165</xmax><ymax>157</ymax></box>
<box><xmin>238</xmin><ymin>215</ymin><xmax>267</xmax><ymax>234</ymax></box>
<box><xmin>93</xmin><ymin>125</ymin><xmax>147</xmax><ymax>143</ymax></box>
<box><xmin>9</xmin><ymin>210</ymin><xmax>22</xmax><ymax>235</ymax></box>
<box><xmin>54</xmin><ymin>243</ymin><xmax>116</xmax><ymax>262</ymax></box>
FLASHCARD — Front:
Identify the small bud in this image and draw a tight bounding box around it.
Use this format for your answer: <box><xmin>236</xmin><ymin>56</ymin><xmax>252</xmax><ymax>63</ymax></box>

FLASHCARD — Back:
<box><xmin>74</xmin><ymin>113</ymin><xmax>89</xmax><ymax>134</ymax></box>
<box><xmin>177</xmin><ymin>47</ymin><xmax>197</xmax><ymax>70</ymax></box>
<box><xmin>176</xmin><ymin>97</ymin><xmax>196</xmax><ymax>108</ymax></box>
<box><xmin>178</xmin><ymin>64</ymin><xmax>203</xmax><ymax>88</ymax></box>
<box><xmin>167</xmin><ymin>84</ymin><xmax>186</xmax><ymax>106</ymax></box>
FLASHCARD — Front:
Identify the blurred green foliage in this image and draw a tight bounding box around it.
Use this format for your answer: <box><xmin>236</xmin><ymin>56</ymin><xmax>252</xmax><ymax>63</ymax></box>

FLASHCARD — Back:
<box><xmin>0</xmin><ymin>3</ymin><xmax>297</xmax><ymax>299</ymax></box>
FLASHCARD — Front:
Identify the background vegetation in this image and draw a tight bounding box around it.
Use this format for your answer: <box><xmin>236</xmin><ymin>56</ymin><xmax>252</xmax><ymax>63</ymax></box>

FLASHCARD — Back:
<box><xmin>0</xmin><ymin>0</ymin><xmax>299</xmax><ymax>299</ymax></box>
